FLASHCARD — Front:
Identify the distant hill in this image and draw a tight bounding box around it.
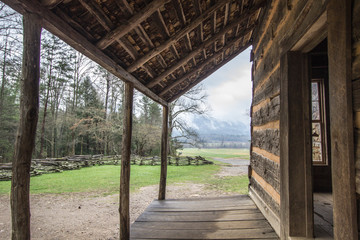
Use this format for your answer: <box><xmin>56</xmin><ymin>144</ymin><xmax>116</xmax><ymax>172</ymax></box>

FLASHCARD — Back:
<box><xmin>175</xmin><ymin>116</ymin><xmax>251</xmax><ymax>148</ymax></box>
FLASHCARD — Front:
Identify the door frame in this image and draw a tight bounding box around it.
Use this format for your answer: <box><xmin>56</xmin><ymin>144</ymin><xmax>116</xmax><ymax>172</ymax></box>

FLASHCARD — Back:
<box><xmin>280</xmin><ymin>1</ymin><xmax>358</xmax><ymax>238</ymax></box>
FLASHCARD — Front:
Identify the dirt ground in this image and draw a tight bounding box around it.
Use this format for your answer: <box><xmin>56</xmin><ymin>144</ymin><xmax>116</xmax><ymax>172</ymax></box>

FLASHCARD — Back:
<box><xmin>0</xmin><ymin>159</ymin><xmax>248</xmax><ymax>240</ymax></box>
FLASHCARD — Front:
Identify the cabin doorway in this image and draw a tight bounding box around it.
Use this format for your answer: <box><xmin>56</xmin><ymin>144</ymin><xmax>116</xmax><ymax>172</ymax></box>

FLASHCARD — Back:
<box><xmin>309</xmin><ymin>39</ymin><xmax>334</xmax><ymax>239</ymax></box>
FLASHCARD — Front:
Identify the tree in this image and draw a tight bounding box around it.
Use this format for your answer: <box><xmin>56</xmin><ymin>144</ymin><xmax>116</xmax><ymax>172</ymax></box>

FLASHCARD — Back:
<box><xmin>168</xmin><ymin>84</ymin><xmax>208</xmax><ymax>155</ymax></box>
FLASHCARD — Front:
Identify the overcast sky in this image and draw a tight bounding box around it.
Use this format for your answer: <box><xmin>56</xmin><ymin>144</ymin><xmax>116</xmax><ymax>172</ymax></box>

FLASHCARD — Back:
<box><xmin>201</xmin><ymin>47</ymin><xmax>252</xmax><ymax>125</ymax></box>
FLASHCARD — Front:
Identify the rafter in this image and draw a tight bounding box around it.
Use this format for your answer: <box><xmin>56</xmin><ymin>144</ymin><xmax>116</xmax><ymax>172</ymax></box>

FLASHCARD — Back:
<box><xmin>1</xmin><ymin>0</ymin><xmax>169</xmax><ymax>106</ymax></box>
<box><xmin>41</xmin><ymin>0</ymin><xmax>63</xmax><ymax>9</ymax></box>
<box><xmin>146</xmin><ymin>16</ymin><xmax>256</xmax><ymax>88</ymax></box>
<box><xmin>168</xmin><ymin>43</ymin><xmax>251</xmax><ymax>102</ymax></box>
<box><xmin>126</xmin><ymin>0</ymin><xmax>233</xmax><ymax>72</ymax></box>
<box><xmin>224</xmin><ymin>3</ymin><xmax>230</xmax><ymax>26</ymax></box>
<box><xmin>78</xmin><ymin>0</ymin><xmax>114</xmax><ymax>31</ymax></box>
<box><xmin>96</xmin><ymin>0</ymin><xmax>168</xmax><ymax>50</ymax></box>
<box><xmin>172</xmin><ymin>0</ymin><xmax>186</xmax><ymax>25</ymax></box>
<box><xmin>160</xmin><ymin>40</ymin><xmax>251</xmax><ymax>97</ymax></box>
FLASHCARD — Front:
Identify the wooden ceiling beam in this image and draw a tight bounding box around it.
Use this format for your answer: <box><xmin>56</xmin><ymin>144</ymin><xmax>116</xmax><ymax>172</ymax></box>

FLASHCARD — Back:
<box><xmin>41</xmin><ymin>0</ymin><xmax>63</xmax><ymax>9</ymax></box>
<box><xmin>79</xmin><ymin>0</ymin><xmax>156</xmax><ymax>80</ymax></box>
<box><xmin>96</xmin><ymin>0</ymin><xmax>168</xmax><ymax>50</ymax></box>
<box><xmin>126</xmin><ymin>0</ymin><xmax>232</xmax><ymax>72</ymax></box>
<box><xmin>147</xmin><ymin>16</ymin><xmax>256</xmax><ymax>88</ymax></box>
<box><xmin>78</xmin><ymin>0</ymin><xmax>114</xmax><ymax>31</ymax></box>
<box><xmin>171</xmin><ymin>0</ymin><xmax>186</xmax><ymax>25</ymax></box>
<box><xmin>160</xmin><ymin>40</ymin><xmax>251</xmax><ymax>97</ymax></box>
<box><xmin>224</xmin><ymin>3</ymin><xmax>230</xmax><ymax>26</ymax></box>
<box><xmin>118</xmin><ymin>0</ymin><xmax>134</xmax><ymax>15</ymax></box>
<box><xmin>1</xmin><ymin>0</ymin><xmax>169</xmax><ymax>106</ymax></box>
<box><xmin>168</xmin><ymin>43</ymin><xmax>251</xmax><ymax>102</ymax></box>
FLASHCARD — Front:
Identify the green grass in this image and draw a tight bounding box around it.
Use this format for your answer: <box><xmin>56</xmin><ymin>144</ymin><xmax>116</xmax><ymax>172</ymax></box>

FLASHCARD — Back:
<box><xmin>179</xmin><ymin>148</ymin><xmax>250</xmax><ymax>160</ymax></box>
<box><xmin>0</xmin><ymin>148</ymin><xmax>251</xmax><ymax>195</ymax></box>
<box><xmin>0</xmin><ymin>164</ymin><xmax>221</xmax><ymax>195</ymax></box>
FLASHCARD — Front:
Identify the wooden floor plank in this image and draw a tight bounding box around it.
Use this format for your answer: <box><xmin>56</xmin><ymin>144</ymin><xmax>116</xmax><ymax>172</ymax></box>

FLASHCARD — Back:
<box><xmin>131</xmin><ymin>220</ymin><xmax>271</xmax><ymax>230</ymax></box>
<box><xmin>130</xmin><ymin>228</ymin><xmax>278</xmax><ymax>239</ymax></box>
<box><xmin>130</xmin><ymin>195</ymin><xmax>279</xmax><ymax>239</ymax></box>
<box><xmin>146</xmin><ymin>205</ymin><xmax>259</xmax><ymax>212</ymax></box>
<box><xmin>137</xmin><ymin>212</ymin><xmax>265</xmax><ymax>222</ymax></box>
<box><xmin>142</xmin><ymin>209</ymin><xmax>260</xmax><ymax>216</ymax></box>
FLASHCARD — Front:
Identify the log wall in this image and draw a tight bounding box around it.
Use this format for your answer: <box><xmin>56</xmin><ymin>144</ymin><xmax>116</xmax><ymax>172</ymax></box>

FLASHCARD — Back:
<box><xmin>249</xmin><ymin>0</ymin><xmax>328</xmax><ymax>226</ymax></box>
<box><xmin>352</xmin><ymin>0</ymin><xmax>360</xmax><ymax>196</ymax></box>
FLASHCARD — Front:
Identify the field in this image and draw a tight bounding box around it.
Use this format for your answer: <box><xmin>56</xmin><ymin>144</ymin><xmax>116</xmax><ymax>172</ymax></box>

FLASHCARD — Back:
<box><xmin>0</xmin><ymin>148</ymin><xmax>250</xmax><ymax>195</ymax></box>
<box><xmin>179</xmin><ymin>148</ymin><xmax>250</xmax><ymax>159</ymax></box>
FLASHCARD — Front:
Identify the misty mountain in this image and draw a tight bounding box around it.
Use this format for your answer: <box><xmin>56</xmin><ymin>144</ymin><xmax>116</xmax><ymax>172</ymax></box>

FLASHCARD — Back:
<box><xmin>175</xmin><ymin>116</ymin><xmax>251</xmax><ymax>148</ymax></box>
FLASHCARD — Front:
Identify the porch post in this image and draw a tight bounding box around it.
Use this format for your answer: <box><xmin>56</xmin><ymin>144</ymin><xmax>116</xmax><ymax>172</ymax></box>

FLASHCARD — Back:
<box><xmin>328</xmin><ymin>0</ymin><xmax>358</xmax><ymax>239</ymax></box>
<box><xmin>280</xmin><ymin>51</ymin><xmax>312</xmax><ymax>239</ymax></box>
<box><xmin>11</xmin><ymin>13</ymin><xmax>42</xmax><ymax>240</ymax></box>
<box><xmin>120</xmin><ymin>82</ymin><xmax>134</xmax><ymax>240</ymax></box>
<box><xmin>158</xmin><ymin>105</ymin><xmax>169</xmax><ymax>200</ymax></box>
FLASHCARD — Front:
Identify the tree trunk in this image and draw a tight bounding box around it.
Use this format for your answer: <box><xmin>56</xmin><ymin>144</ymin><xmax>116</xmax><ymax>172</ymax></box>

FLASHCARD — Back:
<box><xmin>120</xmin><ymin>82</ymin><xmax>133</xmax><ymax>240</ymax></box>
<box><xmin>0</xmin><ymin>34</ymin><xmax>8</xmax><ymax>116</ymax></box>
<box><xmin>39</xmin><ymin>72</ymin><xmax>52</xmax><ymax>158</ymax></box>
<box><xmin>11</xmin><ymin>13</ymin><xmax>42</xmax><ymax>240</ymax></box>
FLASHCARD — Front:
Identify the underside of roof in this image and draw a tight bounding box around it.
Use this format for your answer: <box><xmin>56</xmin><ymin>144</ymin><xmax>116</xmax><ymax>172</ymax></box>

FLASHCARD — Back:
<box><xmin>3</xmin><ymin>0</ymin><xmax>266</xmax><ymax>105</ymax></box>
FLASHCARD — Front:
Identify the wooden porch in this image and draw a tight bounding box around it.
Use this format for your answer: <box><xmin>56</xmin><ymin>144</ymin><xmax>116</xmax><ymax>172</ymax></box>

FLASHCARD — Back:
<box><xmin>130</xmin><ymin>195</ymin><xmax>278</xmax><ymax>239</ymax></box>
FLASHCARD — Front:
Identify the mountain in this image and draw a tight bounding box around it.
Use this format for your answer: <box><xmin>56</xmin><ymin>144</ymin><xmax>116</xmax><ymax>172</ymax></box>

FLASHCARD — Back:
<box><xmin>175</xmin><ymin>116</ymin><xmax>251</xmax><ymax>148</ymax></box>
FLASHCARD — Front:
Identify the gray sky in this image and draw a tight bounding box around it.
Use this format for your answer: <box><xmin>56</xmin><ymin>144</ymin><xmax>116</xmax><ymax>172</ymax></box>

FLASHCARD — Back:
<box><xmin>202</xmin><ymin>47</ymin><xmax>252</xmax><ymax>125</ymax></box>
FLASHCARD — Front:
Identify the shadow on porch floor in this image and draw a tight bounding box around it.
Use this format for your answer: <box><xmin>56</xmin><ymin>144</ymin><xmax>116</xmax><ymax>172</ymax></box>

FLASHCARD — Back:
<box><xmin>130</xmin><ymin>195</ymin><xmax>279</xmax><ymax>239</ymax></box>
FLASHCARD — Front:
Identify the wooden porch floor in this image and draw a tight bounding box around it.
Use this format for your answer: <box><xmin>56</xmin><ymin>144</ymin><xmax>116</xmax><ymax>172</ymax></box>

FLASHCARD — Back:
<box><xmin>130</xmin><ymin>195</ymin><xmax>279</xmax><ymax>239</ymax></box>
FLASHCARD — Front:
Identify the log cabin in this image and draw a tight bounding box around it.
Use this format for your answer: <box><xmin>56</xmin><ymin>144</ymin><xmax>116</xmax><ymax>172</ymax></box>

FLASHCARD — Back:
<box><xmin>1</xmin><ymin>0</ymin><xmax>359</xmax><ymax>239</ymax></box>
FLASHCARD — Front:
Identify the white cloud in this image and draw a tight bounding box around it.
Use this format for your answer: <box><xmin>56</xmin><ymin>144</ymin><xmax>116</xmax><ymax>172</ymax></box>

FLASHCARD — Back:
<box><xmin>202</xmin><ymin>48</ymin><xmax>253</xmax><ymax>124</ymax></box>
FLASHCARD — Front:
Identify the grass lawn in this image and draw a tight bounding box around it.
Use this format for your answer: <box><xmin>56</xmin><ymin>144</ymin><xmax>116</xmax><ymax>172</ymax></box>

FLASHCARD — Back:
<box><xmin>179</xmin><ymin>148</ymin><xmax>250</xmax><ymax>160</ymax></box>
<box><xmin>0</xmin><ymin>148</ymin><xmax>250</xmax><ymax>195</ymax></box>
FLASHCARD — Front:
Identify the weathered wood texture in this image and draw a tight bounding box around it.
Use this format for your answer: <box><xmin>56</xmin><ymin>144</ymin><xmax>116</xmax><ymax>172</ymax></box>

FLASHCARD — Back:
<box><xmin>120</xmin><ymin>82</ymin><xmax>134</xmax><ymax>240</ymax></box>
<box><xmin>158</xmin><ymin>105</ymin><xmax>168</xmax><ymax>200</ymax></box>
<box><xmin>250</xmin><ymin>152</ymin><xmax>280</xmax><ymax>193</ymax></box>
<box><xmin>279</xmin><ymin>51</ymin><xmax>313</xmax><ymax>239</ymax></box>
<box><xmin>2</xmin><ymin>0</ymin><xmax>265</xmax><ymax>103</ymax></box>
<box><xmin>251</xmin><ymin>129</ymin><xmax>279</xmax><ymax>157</ymax></box>
<box><xmin>249</xmin><ymin>179</ymin><xmax>279</xmax><ymax>218</ymax></box>
<box><xmin>328</xmin><ymin>0</ymin><xmax>358</xmax><ymax>239</ymax></box>
<box><xmin>352</xmin><ymin>0</ymin><xmax>360</xmax><ymax>202</ymax></box>
<box><xmin>130</xmin><ymin>195</ymin><xmax>279</xmax><ymax>239</ymax></box>
<box><xmin>250</xmin><ymin>1</ymin><xmax>329</xmax><ymax>238</ymax></box>
<box><xmin>251</xmin><ymin>95</ymin><xmax>280</xmax><ymax>127</ymax></box>
<box><xmin>10</xmin><ymin>13</ymin><xmax>42</xmax><ymax>240</ymax></box>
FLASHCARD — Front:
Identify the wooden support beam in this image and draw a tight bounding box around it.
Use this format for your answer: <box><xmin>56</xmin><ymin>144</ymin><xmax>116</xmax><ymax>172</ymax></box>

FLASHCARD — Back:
<box><xmin>120</xmin><ymin>82</ymin><xmax>134</xmax><ymax>240</ymax></box>
<box><xmin>158</xmin><ymin>105</ymin><xmax>169</xmax><ymax>200</ymax></box>
<box><xmin>78</xmin><ymin>0</ymin><xmax>156</xmax><ymax>86</ymax></box>
<box><xmin>171</xmin><ymin>0</ymin><xmax>186</xmax><ymax>25</ymax></box>
<box><xmin>96</xmin><ymin>0</ymin><xmax>168</xmax><ymax>50</ymax></box>
<box><xmin>135</xmin><ymin>25</ymin><xmax>154</xmax><ymax>48</ymax></box>
<box><xmin>2</xmin><ymin>0</ymin><xmax>168</xmax><ymax>106</ymax></box>
<box><xmin>168</xmin><ymin>43</ymin><xmax>250</xmax><ymax>102</ymax></box>
<box><xmin>279</xmin><ymin>52</ymin><xmax>313</xmax><ymax>239</ymax></box>
<box><xmin>118</xmin><ymin>0</ymin><xmax>133</xmax><ymax>15</ymax></box>
<box><xmin>155</xmin><ymin>9</ymin><xmax>170</xmax><ymax>37</ymax></box>
<box><xmin>224</xmin><ymin>3</ymin><xmax>230</xmax><ymax>26</ymax></box>
<box><xmin>41</xmin><ymin>0</ymin><xmax>63</xmax><ymax>8</ymax></box>
<box><xmin>147</xmin><ymin>21</ymin><xmax>255</xmax><ymax>88</ymax></box>
<box><xmin>126</xmin><ymin>0</ymin><xmax>233</xmax><ymax>72</ymax></box>
<box><xmin>11</xmin><ymin>12</ymin><xmax>42</xmax><ymax>240</ymax></box>
<box><xmin>78</xmin><ymin>0</ymin><xmax>114</xmax><ymax>31</ymax></box>
<box><xmin>160</xmin><ymin>40</ymin><xmax>250</xmax><ymax>96</ymax></box>
<box><xmin>328</xmin><ymin>0</ymin><xmax>358</xmax><ymax>239</ymax></box>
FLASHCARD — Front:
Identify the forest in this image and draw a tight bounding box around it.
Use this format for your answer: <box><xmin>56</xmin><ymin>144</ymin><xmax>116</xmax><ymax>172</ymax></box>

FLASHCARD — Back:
<box><xmin>0</xmin><ymin>4</ymin><xmax>207</xmax><ymax>163</ymax></box>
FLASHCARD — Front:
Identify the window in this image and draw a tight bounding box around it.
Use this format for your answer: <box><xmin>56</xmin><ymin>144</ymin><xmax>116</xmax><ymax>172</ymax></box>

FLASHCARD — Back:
<box><xmin>311</xmin><ymin>79</ymin><xmax>327</xmax><ymax>165</ymax></box>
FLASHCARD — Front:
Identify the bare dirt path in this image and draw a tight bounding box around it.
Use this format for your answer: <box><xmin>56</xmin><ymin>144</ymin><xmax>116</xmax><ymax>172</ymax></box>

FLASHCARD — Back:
<box><xmin>213</xmin><ymin>157</ymin><xmax>250</xmax><ymax>177</ymax></box>
<box><xmin>0</xmin><ymin>163</ymin><xmax>248</xmax><ymax>239</ymax></box>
